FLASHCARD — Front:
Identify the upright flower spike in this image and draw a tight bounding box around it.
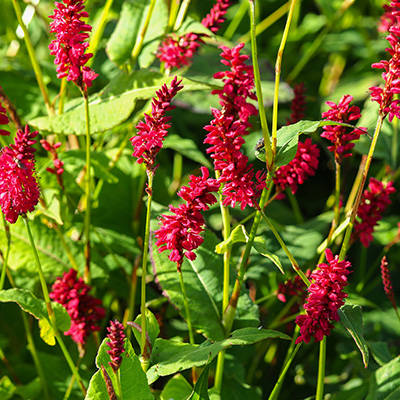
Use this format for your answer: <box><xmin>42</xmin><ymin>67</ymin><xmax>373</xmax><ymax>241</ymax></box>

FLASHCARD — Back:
<box><xmin>49</xmin><ymin>0</ymin><xmax>98</xmax><ymax>90</ymax></box>
<box><xmin>50</xmin><ymin>268</ymin><xmax>105</xmax><ymax>352</ymax></box>
<box><xmin>130</xmin><ymin>77</ymin><xmax>183</xmax><ymax>172</ymax></box>
<box><xmin>295</xmin><ymin>249</ymin><xmax>351</xmax><ymax>344</ymax></box>
<box><xmin>380</xmin><ymin>256</ymin><xmax>397</xmax><ymax>311</ymax></box>
<box><xmin>0</xmin><ymin>91</ymin><xmax>10</xmax><ymax>136</ymax></box>
<box><xmin>106</xmin><ymin>320</ymin><xmax>126</xmax><ymax>373</ymax></box>
<box><xmin>156</xmin><ymin>0</ymin><xmax>231</xmax><ymax>70</ymax></box>
<box><xmin>378</xmin><ymin>4</ymin><xmax>400</xmax><ymax>33</ymax></box>
<box><xmin>370</xmin><ymin>2</ymin><xmax>400</xmax><ymax>122</ymax></box>
<box><xmin>352</xmin><ymin>178</ymin><xmax>395</xmax><ymax>247</ymax></box>
<box><xmin>273</xmin><ymin>138</ymin><xmax>319</xmax><ymax>195</ymax></box>
<box><xmin>0</xmin><ymin>126</ymin><xmax>40</xmax><ymax>224</ymax></box>
<box><xmin>155</xmin><ymin>167</ymin><xmax>219</xmax><ymax>271</ymax></box>
<box><xmin>287</xmin><ymin>83</ymin><xmax>307</xmax><ymax>125</ymax></box>
<box><xmin>41</xmin><ymin>140</ymin><xmax>65</xmax><ymax>190</ymax></box>
<box><xmin>321</xmin><ymin>94</ymin><xmax>365</xmax><ymax>164</ymax></box>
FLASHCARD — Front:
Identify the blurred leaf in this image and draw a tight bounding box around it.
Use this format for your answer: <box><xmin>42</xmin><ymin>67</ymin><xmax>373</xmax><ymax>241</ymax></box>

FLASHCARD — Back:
<box><xmin>131</xmin><ymin>309</ymin><xmax>160</xmax><ymax>354</ymax></box>
<box><xmin>13</xmin><ymin>378</ymin><xmax>42</xmax><ymax>399</ymax></box>
<box><xmin>0</xmin><ymin>376</ymin><xmax>16</xmax><ymax>400</ymax></box>
<box><xmin>366</xmin><ymin>356</ymin><xmax>400</xmax><ymax>400</ymax></box>
<box><xmin>369</xmin><ymin>342</ymin><xmax>393</xmax><ymax>367</ymax></box>
<box><xmin>0</xmin><ymin>289</ymin><xmax>70</xmax><ymax>345</ymax></box>
<box><xmin>176</xmin><ymin>16</ymin><xmax>215</xmax><ymax>36</ymax></box>
<box><xmin>147</xmin><ymin>327</ymin><xmax>291</xmax><ymax>383</ymax></box>
<box><xmin>85</xmin><ymin>338</ymin><xmax>154</xmax><ymax>400</ymax></box>
<box><xmin>152</xmin><ymin>229</ymin><xmax>259</xmax><ymax>341</ymax></box>
<box><xmin>163</xmin><ymin>134</ymin><xmax>212</xmax><ymax>168</ymax></box>
<box><xmin>29</xmin><ymin>71</ymin><xmax>214</xmax><ymax>135</ymax></box>
<box><xmin>339</xmin><ymin>304</ymin><xmax>369</xmax><ymax>368</ymax></box>
<box><xmin>160</xmin><ymin>374</ymin><xmax>193</xmax><ymax>400</ymax></box>
<box><xmin>187</xmin><ymin>361</ymin><xmax>211</xmax><ymax>400</ymax></box>
<box><xmin>106</xmin><ymin>0</ymin><xmax>150</xmax><ymax>66</ymax></box>
<box><xmin>37</xmin><ymin>189</ymin><xmax>63</xmax><ymax>225</ymax></box>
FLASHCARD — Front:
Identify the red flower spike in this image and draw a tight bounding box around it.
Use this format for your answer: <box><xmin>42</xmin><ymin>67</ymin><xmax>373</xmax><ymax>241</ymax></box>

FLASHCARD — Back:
<box><xmin>380</xmin><ymin>256</ymin><xmax>397</xmax><ymax>311</ymax></box>
<box><xmin>156</xmin><ymin>0</ymin><xmax>231</xmax><ymax>70</ymax></box>
<box><xmin>295</xmin><ymin>249</ymin><xmax>351</xmax><ymax>344</ymax></box>
<box><xmin>321</xmin><ymin>94</ymin><xmax>365</xmax><ymax>164</ymax></box>
<box><xmin>352</xmin><ymin>178</ymin><xmax>395</xmax><ymax>247</ymax></box>
<box><xmin>49</xmin><ymin>0</ymin><xmax>98</xmax><ymax>90</ymax></box>
<box><xmin>287</xmin><ymin>83</ymin><xmax>307</xmax><ymax>125</ymax></box>
<box><xmin>130</xmin><ymin>77</ymin><xmax>183</xmax><ymax>171</ymax></box>
<box><xmin>273</xmin><ymin>138</ymin><xmax>320</xmax><ymax>195</ymax></box>
<box><xmin>0</xmin><ymin>90</ymin><xmax>9</xmax><ymax>136</ymax></box>
<box><xmin>0</xmin><ymin>126</ymin><xmax>40</xmax><ymax>223</ymax></box>
<box><xmin>106</xmin><ymin>320</ymin><xmax>126</xmax><ymax>373</ymax></box>
<box><xmin>155</xmin><ymin>167</ymin><xmax>219</xmax><ymax>270</ymax></box>
<box><xmin>370</xmin><ymin>2</ymin><xmax>400</xmax><ymax>121</ymax></box>
<box><xmin>50</xmin><ymin>268</ymin><xmax>105</xmax><ymax>351</ymax></box>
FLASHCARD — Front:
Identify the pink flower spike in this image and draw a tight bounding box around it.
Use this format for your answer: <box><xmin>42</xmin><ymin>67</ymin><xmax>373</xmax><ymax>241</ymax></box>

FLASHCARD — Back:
<box><xmin>295</xmin><ymin>249</ymin><xmax>351</xmax><ymax>344</ymax></box>
<box><xmin>40</xmin><ymin>140</ymin><xmax>65</xmax><ymax>189</ymax></box>
<box><xmin>49</xmin><ymin>0</ymin><xmax>98</xmax><ymax>90</ymax></box>
<box><xmin>130</xmin><ymin>77</ymin><xmax>183</xmax><ymax>171</ymax></box>
<box><xmin>106</xmin><ymin>320</ymin><xmax>126</xmax><ymax>373</ymax></box>
<box><xmin>0</xmin><ymin>125</ymin><xmax>40</xmax><ymax>224</ymax></box>
<box><xmin>352</xmin><ymin>178</ymin><xmax>395</xmax><ymax>247</ymax></box>
<box><xmin>0</xmin><ymin>91</ymin><xmax>9</xmax><ymax>136</ymax></box>
<box><xmin>321</xmin><ymin>94</ymin><xmax>365</xmax><ymax>164</ymax></box>
<box><xmin>50</xmin><ymin>268</ymin><xmax>105</xmax><ymax>352</ymax></box>
<box><xmin>380</xmin><ymin>256</ymin><xmax>397</xmax><ymax>311</ymax></box>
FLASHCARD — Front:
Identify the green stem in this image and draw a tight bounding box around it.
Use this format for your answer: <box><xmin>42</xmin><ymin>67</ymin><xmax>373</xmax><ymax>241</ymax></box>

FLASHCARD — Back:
<box><xmin>140</xmin><ymin>171</ymin><xmax>154</xmax><ymax>367</ymax></box>
<box><xmin>116</xmin><ymin>369</ymin><xmax>122</xmax><ymax>400</ymax></box>
<box><xmin>123</xmin><ymin>260</ymin><xmax>138</xmax><ymax>341</ymax></box>
<box><xmin>58</xmin><ymin>78</ymin><xmax>67</xmax><ymax>116</ymax></box>
<box><xmin>173</xmin><ymin>0</ymin><xmax>191</xmax><ymax>31</ymax></box>
<box><xmin>286</xmin><ymin>190</ymin><xmax>303</xmax><ymax>224</ymax></box>
<box><xmin>249</xmin><ymin>0</ymin><xmax>273</xmax><ymax>169</ymax></box>
<box><xmin>63</xmin><ymin>356</ymin><xmax>83</xmax><ymax>400</ymax></box>
<box><xmin>24</xmin><ymin>218</ymin><xmax>86</xmax><ymax>395</ymax></box>
<box><xmin>179</xmin><ymin>269</ymin><xmax>195</xmax><ymax>344</ymax></box>
<box><xmin>237</xmin><ymin>1</ymin><xmax>291</xmax><ymax>43</ymax></box>
<box><xmin>392</xmin><ymin>111</ymin><xmax>398</xmax><ymax>168</ymax></box>
<box><xmin>316</xmin><ymin>337</ymin><xmax>327</xmax><ymax>400</ymax></box>
<box><xmin>11</xmin><ymin>0</ymin><xmax>53</xmax><ymax>115</ymax></box>
<box><xmin>224</xmin><ymin>0</ymin><xmax>248</xmax><ymax>40</ymax></box>
<box><xmin>339</xmin><ymin>114</ymin><xmax>385</xmax><ymax>260</ymax></box>
<box><xmin>258</xmin><ymin>208</ymin><xmax>310</xmax><ymax>286</ymax></box>
<box><xmin>168</xmin><ymin>0</ymin><xmax>181</xmax><ymax>32</ymax></box>
<box><xmin>83</xmin><ymin>93</ymin><xmax>92</xmax><ymax>283</ymax></box>
<box><xmin>271</xmin><ymin>0</ymin><xmax>297</xmax><ymax>157</ymax></box>
<box><xmin>0</xmin><ymin>216</ymin><xmax>11</xmax><ymax>291</ymax></box>
<box><xmin>268</xmin><ymin>342</ymin><xmax>301</xmax><ymax>400</ymax></box>
<box><xmin>131</xmin><ymin>0</ymin><xmax>157</xmax><ymax>64</ymax></box>
<box><xmin>86</xmin><ymin>0</ymin><xmax>114</xmax><ymax>68</ymax></box>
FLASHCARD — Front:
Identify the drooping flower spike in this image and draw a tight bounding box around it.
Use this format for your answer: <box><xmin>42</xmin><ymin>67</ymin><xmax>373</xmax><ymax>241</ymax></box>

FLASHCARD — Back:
<box><xmin>130</xmin><ymin>76</ymin><xmax>183</xmax><ymax>172</ymax></box>
<box><xmin>295</xmin><ymin>249</ymin><xmax>351</xmax><ymax>344</ymax></box>
<box><xmin>0</xmin><ymin>126</ymin><xmax>40</xmax><ymax>224</ymax></box>
<box><xmin>106</xmin><ymin>320</ymin><xmax>126</xmax><ymax>373</ymax></box>
<box><xmin>156</xmin><ymin>0</ymin><xmax>231</xmax><ymax>70</ymax></box>
<box><xmin>50</xmin><ymin>268</ymin><xmax>105</xmax><ymax>352</ymax></box>
<box><xmin>155</xmin><ymin>167</ymin><xmax>220</xmax><ymax>271</ymax></box>
<box><xmin>49</xmin><ymin>0</ymin><xmax>98</xmax><ymax>90</ymax></box>
<box><xmin>321</xmin><ymin>94</ymin><xmax>365</xmax><ymax>164</ymax></box>
<box><xmin>352</xmin><ymin>178</ymin><xmax>395</xmax><ymax>247</ymax></box>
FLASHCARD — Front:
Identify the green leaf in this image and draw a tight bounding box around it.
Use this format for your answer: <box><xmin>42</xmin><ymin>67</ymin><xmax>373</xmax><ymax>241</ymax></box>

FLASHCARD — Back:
<box><xmin>147</xmin><ymin>327</ymin><xmax>290</xmax><ymax>383</ymax></box>
<box><xmin>152</xmin><ymin>230</ymin><xmax>259</xmax><ymax>341</ymax></box>
<box><xmin>339</xmin><ymin>304</ymin><xmax>369</xmax><ymax>368</ymax></box>
<box><xmin>85</xmin><ymin>338</ymin><xmax>154</xmax><ymax>400</ymax></box>
<box><xmin>176</xmin><ymin>16</ymin><xmax>215</xmax><ymax>36</ymax></box>
<box><xmin>37</xmin><ymin>189</ymin><xmax>63</xmax><ymax>225</ymax></box>
<box><xmin>160</xmin><ymin>374</ymin><xmax>193</xmax><ymax>400</ymax></box>
<box><xmin>0</xmin><ymin>376</ymin><xmax>16</xmax><ymax>400</ymax></box>
<box><xmin>369</xmin><ymin>342</ymin><xmax>393</xmax><ymax>367</ymax></box>
<box><xmin>366</xmin><ymin>356</ymin><xmax>400</xmax><ymax>400</ymax></box>
<box><xmin>215</xmin><ymin>225</ymin><xmax>248</xmax><ymax>254</ymax></box>
<box><xmin>131</xmin><ymin>309</ymin><xmax>160</xmax><ymax>354</ymax></box>
<box><xmin>255</xmin><ymin>120</ymin><xmax>356</xmax><ymax>166</ymax></box>
<box><xmin>106</xmin><ymin>0</ymin><xmax>150</xmax><ymax>66</ymax></box>
<box><xmin>252</xmin><ymin>236</ymin><xmax>284</xmax><ymax>274</ymax></box>
<box><xmin>188</xmin><ymin>362</ymin><xmax>211</xmax><ymax>400</ymax></box>
<box><xmin>163</xmin><ymin>134</ymin><xmax>212</xmax><ymax>168</ymax></box>
<box><xmin>29</xmin><ymin>70</ymin><xmax>215</xmax><ymax>135</ymax></box>
<box><xmin>0</xmin><ymin>289</ymin><xmax>70</xmax><ymax>345</ymax></box>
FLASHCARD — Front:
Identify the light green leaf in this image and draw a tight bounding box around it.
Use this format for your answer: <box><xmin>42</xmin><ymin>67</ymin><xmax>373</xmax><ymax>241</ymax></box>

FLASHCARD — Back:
<box><xmin>160</xmin><ymin>374</ymin><xmax>193</xmax><ymax>400</ymax></box>
<box><xmin>188</xmin><ymin>362</ymin><xmax>211</xmax><ymax>400</ymax></box>
<box><xmin>339</xmin><ymin>304</ymin><xmax>369</xmax><ymax>368</ymax></box>
<box><xmin>85</xmin><ymin>338</ymin><xmax>154</xmax><ymax>400</ymax></box>
<box><xmin>252</xmin><ymin>236</ymin><xmax>284</xmax><ymax>274</ymax></box>
<box><xmin>37</xmin><ymin>189</ymin><xmax>63</xmax><ymax>225</ymax></box>
<box><xmin>0</xmin><ymin>289</ymin><xmax>70</xmax><ymax>345</ymax></box>
<box><xmin>215</xmin><ymin>225</ymin><xmax>248</xmax><ymax>254</ymax></box>
<box><xmin>148</xmin><ymin>327</ymin><xmax>290</xmax><ymax>384</ymax></box>
<box><xmin>131</xmin><ymin>309</ymin><xmax>160</xmax><ymax>354</ymax></box>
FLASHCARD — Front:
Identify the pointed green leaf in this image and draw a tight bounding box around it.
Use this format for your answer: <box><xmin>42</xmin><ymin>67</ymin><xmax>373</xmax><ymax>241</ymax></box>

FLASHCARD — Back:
<box><xmin>252</xmin><ymin>236</ymin><xmax>284</xmax><ymax>274</ymax></box>
<box><xmin>152</xmin><ymin>230</ymin><xmax>259</xmax><ymax>341</ymax></box>
<box><xmin>369</xmin><ymin>342</ymin><xmax>393</xmax><ymax>367</ymax></box>
<box><xmin>85</xmin><ymin>338</ymin><xmax>154</xmax><ymax>400</ymax></box>
<box><xmin>366</xmin><ymin>356</ymin><xmax>400</xmax><ymax>400</ymax></box>
<box><xmin>339</xmin><ymin>304</ymin><xmax>369</xmax><ymax>368</ymax></box>
<box><xmin>131</xmin><ymin>309</ymin><xmax>160</xmax><ymax>354</ymax></box>
<box><xmin>188</xmin><ymin>362</ymin><xmax>211</xmax><ymax>400</ymax></box>
<box><xmin>0</xmin><ymin>289</ymin><xmax>70</xmax><ymax>345</ymax></box>
<box><xmin>215</xmin><ymin>225</ymin><xmax>248</xmax><ymax>254</ymax></box>
<box><xmin>147</xmin><ymin>327</ymin><xmax>290</xmax><ymax>383</ymax></box>
<box><xmin>37</xmin><ymin>189</ymin><xmax>64</xmax><ymax>225</ymax></box>
<box><xmin>160</xmin><ymin>374</ymin><xmax>193</xmax><ymax>400</ymax></box>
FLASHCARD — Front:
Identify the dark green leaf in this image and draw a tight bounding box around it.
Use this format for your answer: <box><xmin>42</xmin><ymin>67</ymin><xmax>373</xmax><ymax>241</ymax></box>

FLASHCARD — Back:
<box><xmin>339</xmin><ymin>304</ymin><xmax>369</xmax><ymax>368</ymax></box>
<box><xmin>188</xmin><ymin>362</ymin><xmax>211</xmax><ymax>400</ymax></box>
<box><xmin>369</xmin><ymin>342</ymin><xmax>393</xmax><ymax>367</ymax></box>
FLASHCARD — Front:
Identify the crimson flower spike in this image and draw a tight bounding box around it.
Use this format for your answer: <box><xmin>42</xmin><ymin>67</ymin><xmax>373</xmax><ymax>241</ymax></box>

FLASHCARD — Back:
<box><xmin>0</xmin><ymin>90</ymin><xmax>10</xmax><ymax>136</ymax></box>
<box><xmin>380</xmin><ymin>256</ymin><xmax>399</xmax><ymax>316</ymax></box>
<box><xmin>106</xmin><ymin>320</ymin><xmax>126</xmax><ymax>373</ymax></box>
